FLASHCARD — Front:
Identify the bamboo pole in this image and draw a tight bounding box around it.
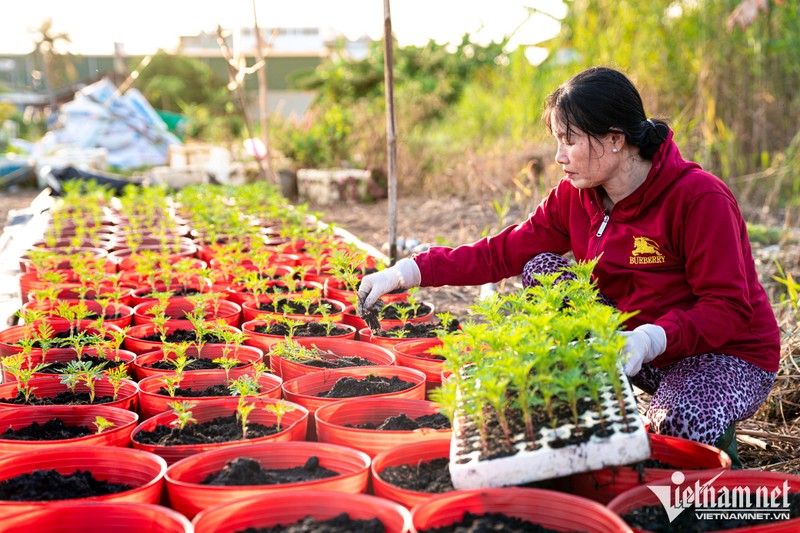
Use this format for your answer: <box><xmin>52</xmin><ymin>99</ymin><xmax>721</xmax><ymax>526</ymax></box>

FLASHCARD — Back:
<box><xmin>215</xmin><ymin>25</ymin><xmax>270</xmax><ymax>183</ymax></box>
<box><xmin>251</xmin><ymin>0</ymin><xmax>276</xmax><ymax>180</ymax></box>
<box><xmin>383</xmin><ymin>0</ymin><xmax>398</xmax><ymax>265</ymax></box>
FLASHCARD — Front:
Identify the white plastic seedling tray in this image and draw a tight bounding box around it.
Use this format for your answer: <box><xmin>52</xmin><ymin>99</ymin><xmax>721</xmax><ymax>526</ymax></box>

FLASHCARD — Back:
<box><xmin>448</xmin><ymin>374</ymin><xmax>650</xmax><ymax>489</ymax></box>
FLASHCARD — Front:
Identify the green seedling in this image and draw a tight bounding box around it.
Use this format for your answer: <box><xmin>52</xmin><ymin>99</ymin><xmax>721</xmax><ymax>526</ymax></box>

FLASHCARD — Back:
<box><xmin>2</xmin><ymin>354</ymin><xmax>51</xmax><ymax>402</ymax></box>
<box><xmin>104</xmin><ymin>363</ymin><xmax>130</xmax><ymax>401</ymax></box>
<box><xmin>263</xmin><ymin>399</ymin><xmax>297</xmax><ymax>432</ymax></box>
<box><xmin>93</xmin><ymin>416</ymin><xmax>115</xmax><ymax>434</ymax></box>
<box><xmin>168</xmin><ymin>401</ymin><xmax>197</xmax><ymax>431</ymax></box>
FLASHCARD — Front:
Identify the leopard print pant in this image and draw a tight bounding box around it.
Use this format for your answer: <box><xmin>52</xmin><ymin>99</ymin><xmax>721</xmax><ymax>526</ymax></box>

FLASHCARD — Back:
<box><xmin>523</xmin><ymin>252</ymin><xmax>776</xmax><ymax>445</ymax></box>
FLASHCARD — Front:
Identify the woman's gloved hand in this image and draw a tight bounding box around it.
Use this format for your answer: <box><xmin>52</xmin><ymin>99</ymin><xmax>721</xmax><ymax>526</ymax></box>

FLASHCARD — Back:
<box><xmin>621</xmin><ymin>324</ymin><xmax>667</xmax><ymax>376</ymax></box>
<box><xmin>357</xmin><ymin>258</ymin><xmax>421</xmax><ymax>315</ymax></box>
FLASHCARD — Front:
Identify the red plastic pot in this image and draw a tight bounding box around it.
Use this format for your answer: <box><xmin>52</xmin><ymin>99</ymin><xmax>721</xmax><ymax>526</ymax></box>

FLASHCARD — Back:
<box><xmin>133</xmin><ymin>297</ymin><xmax>242</xmax><ymax>327</ymax></box>
<box><xmin>270</xmin><ymin>337</ymin><xmax>395</xmax><ymax>381</ymax></box>
<box><xmin>412</xmin><ymin>487</ymin><xmax>633</xmax><ymax>533</ymax></box>
<box><xmin>561</xmin><ymin>433</ymin><xmax>732</xmax><ymax>504</ymax></box>
<box><xmin>132</xmin><ymin>344</ymin><xmax>263</xmax><ymax>381</ymax></box>
<box><xmin>240</xmin><ymin>296</ymin><xmax>345</xmax><ymax>324</ymax></box>
<box><xmin>108</xmin><ymin>244</ymin><xmax>198</xmax><ymax>272</ymax></box>
<box><xmin>222</xmin><ymin>274</ymin><xmax>310</xmax><ymax>306</ymax></box>
<box><xmin>0</xmin><ymin>320</ymin><xmax>123</xmax><ymax>359</ymax></box>
<box><xmin>123</xmin><ymin>320</ymin><xmax>244</xmax><ymax>355</ymax></box>
<box><xmin>0</xmin><ymin>374</ymin><xmax>139</xmax><ymax>412</ymax></box>
<box><xmin>130</xmin><ymin>397</ymin><xmax>309</xmax><ymax>465</ymax></box>
<box><xmin>25</xmin><ymin>284</ymin><xmax>135</xmax><ymax>307</ymax></box>
<box><xmin>607</xmin><ymin>470</ymin><xmax>800</xmax><ymax>532</ymax></box>
<box><xmin>21</xmin><ymin>300</ymin><xmax>135</xmax><ymax>328</ymax></box>
<box><xmin>118</xmin><ymin>258</ymin><xmax>208</xmax><ymax>288</ymax></box>
<box><xmin>2</xmin><ymin>348</ymin><xmax>137</xmax><ymax>383</ymax></box>
<box><xmin>137</xmin><ymin>369</ymin><xmax>282</xmax><ymax>419</ymax></box>
<box><xmin>392</xmin><ymin>338</ymin><xmax>445</xmax><ymax>396</ymax></box>
<box><xmin>166</xmin><ymin>440</ymin><xmax>371</xmax><ymax>518</ymax></box>
<box><xmin>0</xmin><ymin>445</ymin><xmax>167</xmax><ymax>518</ymax></box>
<box><xmin>372</xmin><ymin>437</ymin><xmax>453</xmax><ymax>508</ymax></box>
<box><xmin>282</xmin><ymin>365</ymin><xmax>426</xmax><ymax>440</ymax></box>
<box><xmin>315</xmin><ymin>397</ymin><xmax>451</xmax><ymax>458</ymax></box>
<box><xmin>241</xmin><ymin>318</ymin><xmax>357</xmax><ymax>354</ymax></box>
<box><xmin>0</xmin><ymin>404</ymin><xmax>139</xmax><ymax>454</ymax></box>
<box><xmin>0</xmin><ymin>502</ymin><xmax>192</xmax><ymax>532</ymax></box>
<box><xmin>128</xmin><ymin>282</ymin><xmax>227</xmax><ymax>307</ymax></box>
<box><xmin>20</xmin><ymin>246</ymin><xmax>113</xmax><ymax>275</ymax></box>
<box><xmin>359</xmin><ymin>327</ymin><xmax>441</xmax><ymax>351</ymax></box>
<box><xmin>192</xmin><ymin>490</ymin><xmax>412</xmax><ymax>533</ymax></box>
<box><xmin>341</xmin><ymin>304</ymin><xmax>368</xmax><ymax>336</ymax></box>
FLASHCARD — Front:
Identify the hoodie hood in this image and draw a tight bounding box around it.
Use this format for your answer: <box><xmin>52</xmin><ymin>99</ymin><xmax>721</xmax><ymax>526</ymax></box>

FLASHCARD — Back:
<box><xmin>581</xmin><ymin>129</ymin><xmax>703</xmax><ymax>222</ymax></box>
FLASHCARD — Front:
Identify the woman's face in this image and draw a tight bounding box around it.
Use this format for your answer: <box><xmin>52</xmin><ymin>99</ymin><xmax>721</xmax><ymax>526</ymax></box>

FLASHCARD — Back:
<box><xmin>551</xmin><ymin>116</ymin><xmax>618</xmax><ymax>190</ymax></box>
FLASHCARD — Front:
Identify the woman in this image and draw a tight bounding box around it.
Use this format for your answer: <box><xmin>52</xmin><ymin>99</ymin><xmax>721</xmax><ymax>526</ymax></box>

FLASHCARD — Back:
<box><xmin>358</xmin><ymin>66</ymin><xmax>779</xmax><ymax>455</ymax></box>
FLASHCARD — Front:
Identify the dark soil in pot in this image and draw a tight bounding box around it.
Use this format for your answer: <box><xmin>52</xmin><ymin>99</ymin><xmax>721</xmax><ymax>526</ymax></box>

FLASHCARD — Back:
<box><xmin>621</xmin><ymin>492</ymin><xmax>800</xmax><ymax>532</ymax></box>
<box><xmin>377</xmin><ymin>302</ymin><xmax>433</xmax><ymax>321</ymax></box>
<box><xmin>133</xmin><ymin>415</ymin><xmax>281</xmax><ymax>446</ymax></box>
<box><xmin>254</xmin><ymin>322</ymin><xmax>352</xmax><ymax>337</ymax></box>
<box><xmin>318</xmin><ymin>376</ymin><xmax>416</xmax><ymax>399</ymax></box>
<box><xmin>0</xmin><ymin>469</ymin><xmax>132</xmax><ymax>501</ymax></box>
<box><xmin>146</xmin><ymin>359</ymin><xmax>245</xmax><ymax>371</ymax></box>
<box><xmin>349</xmin><ymin>413</ymin><xmax>450</xmax><ymax>430</ymax></box>
<box><xmin>257</xmin><ymin>300</ymin><xmax>332</xmax><ymax>315</ymax></box>
<box><xmin>155</xmin><ymin>384</ymin><xmax>259</xmax><ymax>397</ymax></box>
<box><xmin>34</xmin><ymin>355</ymin><xmax>127</xmax><ymax>374</ymax></box>
<box><xmin>234</xmin><ymin>513</ymin><xmax>385</xmax><ymax>533</ymax></box>
<box><xmin>1</xmin><ymin>418</ymin><xmax>92</xmax><ymax>440</ymax></box>
<box><xmin>299</xmin><ymin>355</ymin><xmax>375</xmax><ymax>369</ymax></box>
<box><xmin>373</xmin><ymin>320</ymin><xmax>459</xmax><ymax>339</ymax></box>
<box><xmin>137</xmin><ymin>330</ymin><xmax>227</xmax><ymax>343</ymax></box>
<box><xmin>201</xmin><ymin>456</ymin><xmax>338</xmax><ymax>486</ymax></box>
<box><xmin>24</xmin><ymin>331</ymin><xmax>104</xmax><ymax>348</ymax></box>
<box><xmin>1</xmin><ymin>391</ymin><xmax>115</xmax><ymax>406</ymax></box>
<box><xmin>380</xmin><ymin>457</ymin><xmax>454</xmax><ymax>493</ymax></box>
<box><xmin>417</xmin><ymin>511</ymin><xmax>564</xmax><ymax>533</ymax></box>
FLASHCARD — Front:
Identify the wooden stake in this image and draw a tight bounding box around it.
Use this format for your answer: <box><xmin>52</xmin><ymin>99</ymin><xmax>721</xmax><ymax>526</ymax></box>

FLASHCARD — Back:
<box><xmin>251</xmin><ymin>0</ymin><xmax>277</xmax><ymax>179</ymax></box>
<box><xmin>383</xmin><ymin>0</ymin><xmax>398</xmax><ymax>265</ymax></box>
<box><xmin>215</xmin><ymin>25</ymin><xmax>271</xmax><ymax>183</ymax></box>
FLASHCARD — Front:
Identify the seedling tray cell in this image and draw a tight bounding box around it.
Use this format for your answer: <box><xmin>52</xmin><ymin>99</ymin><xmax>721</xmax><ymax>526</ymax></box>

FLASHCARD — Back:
<box><xmin>448</xmin><ymin>374</ymin><xmax>650</xmax><ymax>489</ymax></box>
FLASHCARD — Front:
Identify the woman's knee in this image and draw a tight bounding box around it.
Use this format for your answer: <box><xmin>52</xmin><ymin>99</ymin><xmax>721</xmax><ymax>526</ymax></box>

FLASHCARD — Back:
<box><xmin>522</xmin><ymin>253</ymin><xmax>574</xmax><ymax>287</ymax></box>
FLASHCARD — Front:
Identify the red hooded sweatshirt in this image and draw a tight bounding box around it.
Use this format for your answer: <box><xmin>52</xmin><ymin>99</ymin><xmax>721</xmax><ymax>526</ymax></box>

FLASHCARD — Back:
<box><xmin>414</xmin><ymin>131</ymin><xmax>780</xmax><ymax>372</ymax></box>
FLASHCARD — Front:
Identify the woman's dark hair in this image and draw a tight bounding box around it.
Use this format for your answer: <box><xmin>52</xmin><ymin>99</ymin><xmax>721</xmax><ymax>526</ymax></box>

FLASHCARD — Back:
<box><xmin>543</xmin><ymin>66</ymin><xmax>669</xmax><ymax>159</ymax></box>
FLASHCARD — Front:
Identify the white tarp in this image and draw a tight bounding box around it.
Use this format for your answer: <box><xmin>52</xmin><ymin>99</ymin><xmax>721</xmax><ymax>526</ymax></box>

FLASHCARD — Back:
<box><xmin>34</xmin><ymin>78</ymin><xmax>181</xmax><ymax>170</ymax></box>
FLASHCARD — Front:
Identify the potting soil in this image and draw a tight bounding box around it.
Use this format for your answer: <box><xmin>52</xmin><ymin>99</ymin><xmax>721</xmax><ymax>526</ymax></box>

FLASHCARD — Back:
<box><xmin>379</xmin><ymin>457</ymin><xmax>455</xmax><ymax>493</ymax></box>
<box><xmin>319</xmin><ymin>375</ymin><xmax>415</xmax><ymax>398</ymax></box>
<box><xmin>254</xmin><ymin>322</ymin><xmax>352</xmax><ymax>337</ymax></box>
<box><xmin>417</xmin><ymin>511</ymin><xmax>567</xmax><ymax>532</ymax></box>
<box><xmin>348</xmin><ymin>412</ymin><xmax>450</xmax><ymax>431</ymax></box>
<box><xmin>234</xmin><ymin>513</ymin><xmax>385</xmax><ymax>533</ymax></box>
<box><xmin>0</xmin><ymin>469</ymin><xmax>132</xmax><ymax>501</ymax></box>
<box><xmin>201</xmin><ymin>456</ymin><xmax>338</xmax><ymax>486</ymax></box>
<box><xmin>1</xmin><ymin>417</ymin><xmax>92</xmax><ymax>440</ymax></box>
<box><xmin>133</xmin><ymin>415</ymin><xmax>279</xmax><ymax>446</ymax></box>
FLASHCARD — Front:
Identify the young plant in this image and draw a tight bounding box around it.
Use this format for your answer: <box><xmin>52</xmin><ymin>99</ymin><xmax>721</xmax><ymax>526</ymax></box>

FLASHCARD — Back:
<box><xmin>104</xmin><ymin>363</ymin><xmax>130</xmax><ymax>401</ymax></box>
<box><xmin>1</xmin><ymin>354</ymin><xmax>51</xmax><ymax>402</ymax></box>
<box><xmin>82</xmin><ymin>362</ymin><xmax>107</xmax><ymax>403</ymax></box>
<box><xmin>168</xmin><ymin>401</ymin><xmax>197</xmax><ymax>431</ymax></box>
<box><xmin>263</xmin><ymin>399</ymin><xmax>297</xmax><ymax>432</ymax></box>
<box><xmin>93</xmin><ymin>416</ymin><xmax>116</xmax><ymax>434</ymax></box>
<box><xmin>229</xmin><ymin>375</ymin><xmax>259</xmax><ymax>439</ymax></box>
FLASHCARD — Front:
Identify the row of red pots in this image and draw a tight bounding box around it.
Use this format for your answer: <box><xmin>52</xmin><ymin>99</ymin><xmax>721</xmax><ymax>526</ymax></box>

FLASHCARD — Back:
<box><xmin>2</xmin><ymin>440</ymin><xmax>796</xmax><ymax>531</ymax></box>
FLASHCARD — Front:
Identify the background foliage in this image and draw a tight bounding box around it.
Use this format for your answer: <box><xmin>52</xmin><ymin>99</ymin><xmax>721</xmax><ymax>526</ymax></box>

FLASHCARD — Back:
<box><xmin>266</xmin><ymin>0</ymin><xmax>800</xmax><ymax>206</ymax></box>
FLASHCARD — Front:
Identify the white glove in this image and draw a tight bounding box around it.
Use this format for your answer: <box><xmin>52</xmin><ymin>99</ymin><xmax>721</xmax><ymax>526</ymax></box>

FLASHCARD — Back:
<box><xmin>621</xmin><ymin>324</ymin><xmax>667</xmax><ymax>377</ymax></box>
<box><xmin>357</xmin><ymin>258</ymin><xmax>421</xmax><ymax>314</ymax></box>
